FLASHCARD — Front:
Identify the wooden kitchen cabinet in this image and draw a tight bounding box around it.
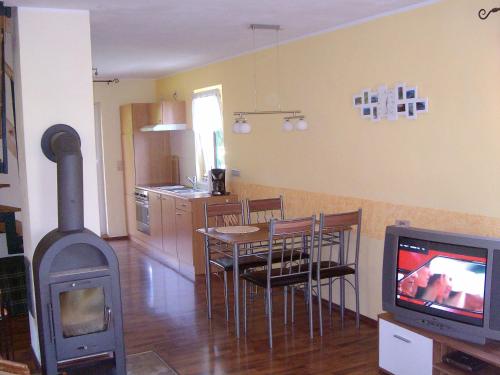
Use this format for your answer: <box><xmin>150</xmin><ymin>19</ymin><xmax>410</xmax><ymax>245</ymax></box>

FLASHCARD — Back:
<box><xmin>147</xmin><ymin>100</ymin><xmax>187</xmax><ymax>127</ymax></box>
<box><xmin>149</xmin><ymin>192</ymin><xmax>163</xmax><ymax>251</ymax></box>
<box><xmin>175</xmin><ymin>208</ymin><xmax>194</xmax><ymax>273</ymax></box>
<box><xmin>161</xmin><ymin>196</ymin><xmax>177</xmax><ymax>261</ymax></box>
<box><xmin>120</xmin><ymin>103</ymin><xmax>172</xmax><ymax>191</ymax></box>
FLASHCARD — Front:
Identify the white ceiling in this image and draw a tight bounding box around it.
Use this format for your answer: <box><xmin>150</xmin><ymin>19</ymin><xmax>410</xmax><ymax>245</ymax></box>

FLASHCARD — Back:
<box><xmin>6</xmin><ymin>0</ymin><xmax>437</xmax><ymax>79</ymax></box>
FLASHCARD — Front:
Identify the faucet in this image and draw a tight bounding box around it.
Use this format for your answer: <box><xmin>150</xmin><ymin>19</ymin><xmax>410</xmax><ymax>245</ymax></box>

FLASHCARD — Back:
<box><xmin>186</xmin><ymin>176</ymin><xmax>198</xmax><ymax>190</ymax></box>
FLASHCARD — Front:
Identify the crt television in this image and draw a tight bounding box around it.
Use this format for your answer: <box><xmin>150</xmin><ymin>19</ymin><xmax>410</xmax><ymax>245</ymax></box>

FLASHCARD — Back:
<box><xmin>382</xmin><ymin>225</ymin><xmax>500</xmax><ymax>344</ymax></box>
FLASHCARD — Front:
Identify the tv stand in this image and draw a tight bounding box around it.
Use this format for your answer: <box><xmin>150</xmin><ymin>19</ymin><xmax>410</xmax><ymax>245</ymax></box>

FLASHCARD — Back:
<box><xmin>379</xmin><ymin>313</ymin><xmax>500</xmax><ymax>374</ymax></box>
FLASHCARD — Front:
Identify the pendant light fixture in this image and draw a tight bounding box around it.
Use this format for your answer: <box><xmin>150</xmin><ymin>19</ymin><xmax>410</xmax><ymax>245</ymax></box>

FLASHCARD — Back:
<box><xmin>232</xmin><ymin>24</ymin><xmax>308</xmax><ymax>134</ymax></box>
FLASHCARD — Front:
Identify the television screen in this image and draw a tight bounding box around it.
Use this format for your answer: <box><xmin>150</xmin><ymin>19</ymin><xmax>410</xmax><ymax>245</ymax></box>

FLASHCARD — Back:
<box><xmin>396</xmin><ymin>236</ymin><xmax>487</xmax><ymax>326</ymax></box>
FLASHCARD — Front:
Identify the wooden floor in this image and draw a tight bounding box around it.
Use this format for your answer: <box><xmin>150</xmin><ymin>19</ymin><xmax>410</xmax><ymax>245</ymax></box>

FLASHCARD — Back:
<box><xmin>13</xmin><ymin>239</ymin><xmax>380</xmax><ymax>374</ymax></box>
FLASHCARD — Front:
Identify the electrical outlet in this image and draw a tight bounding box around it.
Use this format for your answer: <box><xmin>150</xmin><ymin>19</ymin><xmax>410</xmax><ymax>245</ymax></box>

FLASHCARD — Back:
<box><xmin>395</xmin><ymin>219</ymin><xmax>410</xmax><ymax>227</ymax></box>
<box><xmin>231</xmin><ymin>169</ymin><xmax>241</xmax><ymax>177</ymax></box>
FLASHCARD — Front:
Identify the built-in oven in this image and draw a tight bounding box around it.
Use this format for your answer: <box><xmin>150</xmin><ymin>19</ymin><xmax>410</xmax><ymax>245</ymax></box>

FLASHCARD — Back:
<box><xmin>134</xmin><ymin>188</ymin><xmax>150</xmax><ymax>235</ymax></box>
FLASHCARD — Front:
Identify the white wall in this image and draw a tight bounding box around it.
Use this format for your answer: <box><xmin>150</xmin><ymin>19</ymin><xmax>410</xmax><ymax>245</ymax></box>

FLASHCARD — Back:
<box><xmin>14</xmin><ymin>7</ymin><xmax>99</xmax><ymax>360</ymax></box>
<box><xmin>93</xmin><ymin>80</ymin><xmax>156</xmax><ymax>236</ymax></box>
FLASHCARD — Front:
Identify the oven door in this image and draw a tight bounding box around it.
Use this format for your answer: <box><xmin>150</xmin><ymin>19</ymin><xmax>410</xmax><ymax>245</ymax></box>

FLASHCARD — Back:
<box><xmin>50</xmin><ymin>276</ymin><xmax>115</xmax><ymax>361</ymax></box>
<box><xmin>135</xmin><ymin>199</ymin><xmax>150</xmax><ymax>234</ymax></box>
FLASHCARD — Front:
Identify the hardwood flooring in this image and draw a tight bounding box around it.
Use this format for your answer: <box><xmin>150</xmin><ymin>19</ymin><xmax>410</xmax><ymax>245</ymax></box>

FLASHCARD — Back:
<box><xmin>12</xmin><ymin>239</ymin><xmax>380</xmax><ymax>374</ymax></box>
<box><xmin>117</xmin><ymin>239</ymin><xmax>379</xmax><ymax>374</ymax></box>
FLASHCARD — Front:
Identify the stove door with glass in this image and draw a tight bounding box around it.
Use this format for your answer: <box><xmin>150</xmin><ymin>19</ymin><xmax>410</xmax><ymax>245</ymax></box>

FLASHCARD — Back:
<box><xmin>50</xmin><ymin>276</ymin><xmax>115</xmax><ymax>361</ymax></box>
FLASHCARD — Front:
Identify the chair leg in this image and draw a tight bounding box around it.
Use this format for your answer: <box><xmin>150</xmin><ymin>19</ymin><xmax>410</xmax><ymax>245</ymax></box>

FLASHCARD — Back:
<box><xmin>340</xmin><ymin>276</ymin><xmax>345</xmax><ymax>329</ymax></box>
<box><xmin>328</xmin><ymin>278</ymin><xmax>333</xmax><ymax>317</ymax></box>
<box><xmin>267</xmin><ymin>287</ymin><xmax>273</xmax><ymax>349</ymax></box>
<box><xmin>243</xmin><ymin>280</ymin><xmax>248</xmax><ymax>334</ymax></box>
<box><xmin>223</xmin><ymin>271</ymin><xmax>230</xmax><ymax>321</ymax></box>
<box><xmin>204</xmin><ymin>247</ymin><xmax>212</xmax><ymax>319</ymax></box>
<box><xmin>317</xmin><ymin>279</ymin><xmax>323</xmax><ymax>336</ymax></box>
<box><xmin>291</xmin><ymin>286</ymin><xmax>295</xmax><ymax>324</ymax></box>
<box><xmin>308</xmin><ymin>280</ymin><xmax>314</xmax><ymax>339</ymax></box>
<box><xmin>284</xmin><ymin>286</ymin><xmax>288</xmax><ymax>325</ymax></box>
<box><xmin>355</xmin><ymin>273</ymin><xmax>360</xmax><ymax>329</ymax></box>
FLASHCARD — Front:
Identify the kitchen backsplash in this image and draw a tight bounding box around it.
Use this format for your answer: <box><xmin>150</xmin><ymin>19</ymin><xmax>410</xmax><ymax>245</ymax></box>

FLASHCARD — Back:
<box><xmin>170</xmin><ymin>129</ymin><xmax>196</xmax><ymax>184</ymax></box>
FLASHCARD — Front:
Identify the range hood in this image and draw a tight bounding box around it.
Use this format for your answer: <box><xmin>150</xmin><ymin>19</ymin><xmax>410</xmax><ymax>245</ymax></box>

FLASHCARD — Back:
<box><xmin>140</xmin><ymin>123</ymin><xmax>187</xmax><ymax>132</ymax></box>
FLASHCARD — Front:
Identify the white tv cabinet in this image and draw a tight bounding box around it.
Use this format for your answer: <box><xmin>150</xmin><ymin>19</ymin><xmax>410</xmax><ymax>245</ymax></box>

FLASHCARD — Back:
<box><xmin>379</xmin><ymin>313</ymin><xmax>500</xmax><ymax>375</ymax></box>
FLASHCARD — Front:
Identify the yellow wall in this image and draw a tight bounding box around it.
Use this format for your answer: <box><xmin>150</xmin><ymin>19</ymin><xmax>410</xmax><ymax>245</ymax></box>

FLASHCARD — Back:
<box><xmin>156</xmin><ymin>0</ymin><xmax>500</xmax><ymax>319</ymax></box>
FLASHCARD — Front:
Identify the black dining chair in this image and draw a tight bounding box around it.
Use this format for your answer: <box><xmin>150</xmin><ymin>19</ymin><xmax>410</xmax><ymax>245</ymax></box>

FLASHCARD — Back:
<box><xmin>241</xmin><ymin>216</ymin><xmax>316</xmax><ymax>348</ymax></box>
<box><xmin>314</xmin><ymin>209</ymin><xmax>362</xmax><ymax>335</ymax></box>
<box><xmin>203</xmin><ymin>201</ymin><xmax>269</xmax><ymax>321</ymax></box>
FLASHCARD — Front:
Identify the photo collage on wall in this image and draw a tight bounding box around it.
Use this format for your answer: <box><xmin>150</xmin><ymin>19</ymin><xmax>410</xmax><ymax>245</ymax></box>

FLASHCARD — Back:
<box><xmin>353</xmin><ymin>83</ymin><xmax>428</xmax><ymax>122</ymax></box>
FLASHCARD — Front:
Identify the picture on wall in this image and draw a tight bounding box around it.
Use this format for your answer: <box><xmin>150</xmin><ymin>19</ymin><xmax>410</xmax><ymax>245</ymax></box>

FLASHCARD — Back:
<box><xmin>353</xmin><ymin>83</ymin><xmax>429</xmax><ymax>122</ymax></box>
<box><xmin>363</xmin><ymin>90</ymin><xmax>370</xmax><ymax>105</ymax></box>
<box><xmin>406</xmin><ymin>87</ymin><xmax>417</xmax><ymax>100</ymax></box>
<box><xmin>416</xmin><ymin>98</ymin><xmax>428</xmax><ymax>112</ymax></box>
<box><xmin>396</xmin><ymin>83</ymin><xmax>405</xmax><ymax>101</ymax></box>
<box><xmin>407</xmin><ymin>102</ymin><xmax>416</xmax><ymax>119</ymax></box>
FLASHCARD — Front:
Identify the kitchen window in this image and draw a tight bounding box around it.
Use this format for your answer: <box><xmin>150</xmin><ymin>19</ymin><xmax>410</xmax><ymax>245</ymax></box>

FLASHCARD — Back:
<box><xmin>192</xmin><ymin>86</ymin><xmax>225</xmax><ymax>181</ymax></box>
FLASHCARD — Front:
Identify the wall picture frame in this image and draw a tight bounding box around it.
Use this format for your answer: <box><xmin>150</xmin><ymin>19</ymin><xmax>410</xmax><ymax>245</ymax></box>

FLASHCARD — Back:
<box><xmin>396</xmin><ymin>83</ymin><xmax>406</xmax><ymax>102</ymax></box>
<box><xmin>353</xmin><ymin>83</ymin><xmax>428</xmax><ymax>122</ymax></box>
<box><xmin>405</xmin><ymin>86</ymin><xmax>417</xmax><ymax>100</ymax></box>
<box><xmin>406</xmin><ymin>102</ymin><xmax>416</xmax><ymax>119</ymax></box>
<box><xmin>416</xmin><ymin>98</ymin><xmax>428</xmax><ymax>113</ymax></box>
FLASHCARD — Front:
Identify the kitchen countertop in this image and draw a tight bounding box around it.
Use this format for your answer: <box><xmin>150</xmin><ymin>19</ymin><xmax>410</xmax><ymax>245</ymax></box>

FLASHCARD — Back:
<box><xmin>137</xmin><ymin>185</ymin><xmax>232</xmax><ymax>201</ymax></box>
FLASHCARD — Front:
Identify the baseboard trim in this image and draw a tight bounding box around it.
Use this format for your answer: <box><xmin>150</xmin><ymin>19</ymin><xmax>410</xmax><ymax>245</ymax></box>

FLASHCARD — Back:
<box><xmin>293</xmin><ymin>287</ymin><xmax>377</xmax><ymax>327</ymax></box>
<box><xmin>102</xmin><ymin>235</ymin><xmax>129</xmax><ymax>241</ymax></box>
<box><xmin>318</xmin><ymin>297</ymin><xmax>378</xmax><ymax>327</ymax></box>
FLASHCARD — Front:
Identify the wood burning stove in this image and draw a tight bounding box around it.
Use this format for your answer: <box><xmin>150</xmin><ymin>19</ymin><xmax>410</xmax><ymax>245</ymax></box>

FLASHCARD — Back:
<box><xmin>33</xmin><ymin>124</ymin><xmax>125</xmax><ymax>374</ymax></box>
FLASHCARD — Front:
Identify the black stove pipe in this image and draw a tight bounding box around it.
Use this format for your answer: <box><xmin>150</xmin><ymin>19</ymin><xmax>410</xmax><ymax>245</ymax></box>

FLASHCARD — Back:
<box><xmin>41</xmin><ymin>124</ymin><xmax>83</xmax><ymax>232</ymax></box>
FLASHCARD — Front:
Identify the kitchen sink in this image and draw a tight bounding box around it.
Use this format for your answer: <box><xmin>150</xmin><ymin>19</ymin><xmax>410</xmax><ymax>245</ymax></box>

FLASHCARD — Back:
<box><xmin>155</xmin><ymin>185</ymin><xmax>204</xmax><ymax>194</ymax></box>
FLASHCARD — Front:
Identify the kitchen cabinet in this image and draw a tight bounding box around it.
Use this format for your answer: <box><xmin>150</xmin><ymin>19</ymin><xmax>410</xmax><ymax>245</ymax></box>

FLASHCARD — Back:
<box><xmin>175</xmin><ymin>208</ymin><xmax>194</xmax><ymax>273</ymax></box>
<box><xmin>149</xmin><ymin>192</ymin><xmax>163</xmax><ymax>251</ymax></box>
<box><xmin>127</xmin><ymin>189</ymin><xmax>237</xmax><ymax>280</ymax></box>
<box><xmin>148</xmin><ymin>100</ymin><xmax>187</xmax><ymax>127</ymax></box>
<box><xmin>120</xmin><ymin>103</ymin><xmax>173</xmax><ymax>190</ymax></box>
<box><xmin>161</xmin><ymin>195</ymin><xmax>177</xmax><ymax>260</ymax></box>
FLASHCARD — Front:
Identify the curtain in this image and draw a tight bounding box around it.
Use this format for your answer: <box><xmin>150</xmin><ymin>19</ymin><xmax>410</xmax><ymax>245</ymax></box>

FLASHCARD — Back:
<box><xmin>192</xmin><ymin>88</ymin><xmax>223</xmax><ymax>180</ymax></box>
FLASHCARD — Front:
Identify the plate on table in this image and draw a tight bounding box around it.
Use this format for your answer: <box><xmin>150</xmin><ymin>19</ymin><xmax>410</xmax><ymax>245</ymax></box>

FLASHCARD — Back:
<box><xmin>215</xmin><ymin>226</ymin><xmax>260</xmax><ymax>234</ymax></box>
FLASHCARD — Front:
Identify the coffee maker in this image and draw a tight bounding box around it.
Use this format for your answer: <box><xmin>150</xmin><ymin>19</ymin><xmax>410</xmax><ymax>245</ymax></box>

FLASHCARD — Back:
<box><xmin>210</xmin><ymin>168</ymin><xmax>226</xmax><ymax>196</ymax></box>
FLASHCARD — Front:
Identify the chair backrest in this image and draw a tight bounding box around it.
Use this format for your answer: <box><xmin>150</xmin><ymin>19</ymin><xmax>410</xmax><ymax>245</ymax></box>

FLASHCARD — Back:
<box><xmin>267</xmin><ymin>216</ymin><xmax>316</xmax><ymax>284</ymax></box>
<box><xmin>317</xmin><ymin>209</ymin><xmax>362</xmax><ymax>269</ymax></box>
<box><xmin>246</xmin><ymin>196</ymin><xmax>284</xmax><ymax>224</ymax></box>
<box><xmin>204</xmin><ymin>201</ymin><xmax>244</xmax><ymax>230</ymax></box>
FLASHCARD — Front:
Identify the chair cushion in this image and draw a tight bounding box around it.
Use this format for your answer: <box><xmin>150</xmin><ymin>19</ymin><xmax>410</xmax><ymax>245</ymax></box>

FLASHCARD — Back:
<box><xmin>311</xmin><ymin>261</ymin><xmax>355</xmax><ymax>280</ymax></box>
<box><xmin>210</xmin><ymin>255</ymin><xmax>267</xmax><ymax>272</ymax></box>
<box><xmin>210</xmin><ymin>250</ymin><xmax>309</xmax><ymax>272</ymax></box>
<box><xmin>241</xmin><ymin>268</ymin><xmax>309</xmax><ymax>288</ymax></box>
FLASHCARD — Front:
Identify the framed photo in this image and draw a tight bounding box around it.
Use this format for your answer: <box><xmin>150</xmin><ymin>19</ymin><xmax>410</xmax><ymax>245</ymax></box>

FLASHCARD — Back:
<box><xmin>397</xmin><ymin>103</ymin><xmax>406</xmax><ymax>114</ymax></box>
<box><xmin>406</xmin><ymin>102</ymin><xmax>416</xmax><ymax>119</ymax></box>
<box><xmin>405</xmin><ymin>87</ymin><xmax>417</xmax><ymax>100</ymax></box>
<box><xmin>363</xmin><ymin>90</ymin><xmax>370</xmax><ymax>105</ymax></box>
<box><xmin>362</xmin><ymin>106</ymin><xmax>371</xmax><ymax>118</ymax></box>
<box><xmin>416</xmin><ymin>98</ymin><xmax>428</xmax><ymax>113</ymax></box>
<box><xmin>396</xmin><ymin>83</ymin><xmax>406</xmax><ymax>102</ymax></box>
<box><xmin>371</xmin><ymin>105</ymin><xmax>380</xmax><ymax>122</ymax></box>
<box><xmin>370</xmin><ymin>92</ymin><xmax>379</xmax><ymax>104</ymax></box>
<box><xmin>353</xmin><ymin>95</ymin><xmax>363</xmax><ymax>107</ymax></box>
